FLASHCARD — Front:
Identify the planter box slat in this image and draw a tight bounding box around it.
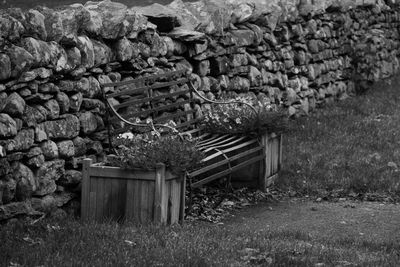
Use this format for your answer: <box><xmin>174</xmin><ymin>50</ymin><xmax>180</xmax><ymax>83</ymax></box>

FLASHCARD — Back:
<box><xmin>82</xmin><ymin>159</ymin><xmax>184</xmax><ymax>224</ymax></box>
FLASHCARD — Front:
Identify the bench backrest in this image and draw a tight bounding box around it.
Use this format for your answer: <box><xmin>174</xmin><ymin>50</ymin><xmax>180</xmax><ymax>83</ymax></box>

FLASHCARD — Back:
<box><xmin>101</xmin><ymin>69</ymin><xmax>201</xmax><ymax>138</ymax></box>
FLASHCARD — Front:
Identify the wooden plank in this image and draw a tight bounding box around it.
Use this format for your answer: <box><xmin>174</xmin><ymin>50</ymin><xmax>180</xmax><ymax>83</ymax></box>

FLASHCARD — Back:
<box><xmin>130</xmin><ymin>99</ymin><xmax>191</xmax><ymax>118</ymax></box>
<box><xmin>201</xmin><ymin>139</ymin><xmax>258</xmax><ymax>162</ymax></box>
<box><xmin>95</xmin><ymin>177</ymin><xmax>105</xmax><ymax>222</ymax></box>
<box><xmin>102</xmin><ymin>69</ymin><xmax>187</xmax><ymax>88</ymax></box>
<box><xmin>111</xmin><ymin>178</ymin><xmax>120</xmax><ymax>221</ymax></box>
<box><xmin>89</xmin><ymin>166</ymin><xmax>156</xmax><ymax>180</ymax></box>
<box><xmin>201</xmin><ymin>136</ymin><xmax>248</xmax><ymax>153</ymax></box>
<box><xmin>89</xmin><ymin>192</ymin><xmax>96</xmax><ymax>222</ymax></box>
<box><xmin>191</xmin><ymin>155</ymin><xmax>264</xmax><ymax>188</ymax></box>
<box><xmin>140</xmin><ymin>180</ymin><xmax>149</xmax><ymax>223</ymax></box>
<box><xmin>258</xmin><ymin>134</ymin><xmax>268</xmax><ymax>190</ymax></box>
<box><xmin>133</xmin><ymin>179</ymin><xmax>141</xmax><ymax>223</ymax></box>
<box><xmin>107</xmin><ymin>78</ymin><xmax>189</xmax><ymax>98</ymax></box>
<box><xmin>104</xmin><ymin>178</ymin><xmax>112</xmax><ymax>221</ymax></box>
<box><xmin>147</xmin><ymin>177</ymin><xmax>155</xmax><ymax>222</ymax></box>
<box><xmin>189</xmin><ymin>146</ymin><xmax>263</xmax><ymax>177</ymax></box>
<box><xmin>125</xmin><ymin>179</ymin><xmax>135</xmax><ymax>221</ymax></box>
<box><xmin>196</xmin><ymin>135</ymin><xmax>230</xmax><ymax>146</ymax></box>
<box><xmin>278</xmin><ymin>134</ymin><xmax>283</xmax><ymax>170</ymax></box>
<box><xmin>154</xmin><ymin>164</ymin><xmax>166</xmax><ymax>224</ymax></box>
<box><xmin>171</xmin><ymin>179</ymin><xmax>180</xmax><ymax>224</ymax></box>
<box><xmin>265</xmin><ymin>135</ymin><xmax>272</xmax><ymax>179</ymax></box>
<box><xmin>115</xmin><ymin>89</ymin><xmax>190</xmax><ymax>110</ymax></box>
<box><xmin>272</xmin><ymin>137</ymin><xmax>279</xmax><ymax>174</ymax></box>
<box><xmin>81</xmin><ymin>159</ymin><xmax>92</xmax><ymax>221</ymax></box>
<box><xmin>179</xmin><ymin>175</ymin><xmax>186</xmax><ymax>224</ymax></box>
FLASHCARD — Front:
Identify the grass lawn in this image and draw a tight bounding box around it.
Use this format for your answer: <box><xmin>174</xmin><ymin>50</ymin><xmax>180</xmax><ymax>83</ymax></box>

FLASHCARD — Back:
<box><xmin>277</xmin><ymin>77</ymin><xmax>400</xmax><ymax>200</ymax></box>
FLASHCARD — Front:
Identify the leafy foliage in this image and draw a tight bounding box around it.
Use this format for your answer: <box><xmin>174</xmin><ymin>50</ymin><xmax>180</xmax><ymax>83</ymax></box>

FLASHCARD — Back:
<box><xmin>106</xmin><ymin>133</ymin><xmax>205</xmax><ymax>174</ymax></box>
<box><xmin>201</xmin><ymin>98</ymin><xmax>288</xmax><ymax>136</ymax></box>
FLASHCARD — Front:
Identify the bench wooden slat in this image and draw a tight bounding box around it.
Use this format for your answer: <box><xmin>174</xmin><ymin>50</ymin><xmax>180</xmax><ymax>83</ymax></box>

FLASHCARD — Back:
<box><xmin>154</xmin><ymin>109</ymin><xmax>196</xmax><ymax>123</ymax></box>
<box><xmin>201</xmin><ymin>139</ymin><xmax>258</xmax><ymax>162</ymax></box>
<box><xmin>107</xmin><ymin>78</ymin><xmax>189</xmax><ymax>98</ymax></box>
<box><xmin>191</xmin><ymin>155</ymin><xmax>264</xmax><ymax>188</ymax></box>
<box><xmin>114</xmin><ymin>89</ymin><xmax>190</xmax><ymax>110</ymax></box>
<box><xmin>201</xmin><ymin>136</ymin><xmax>248</xmax><ymax>153</ymax></box>
<box><xmin>123</xmin><ymin>99</ymin><xmax>191</xmax><ymax>119</ymax></box>
<box><xmin>197</xmin><ymin>135</ymin><xmax>240</xmax><ymax>150</ymax></box>
<box><xmin>102</xmin><ymin>70</ymin><xmax>187</xmax><ymax>88</ymax></box>
<box><xmin>188</xmin><ymin>146</ymin><xmax>264</xmax><ymax>177</ymax></box>
<box><xmin>196</xmin><ymin>134</ymin><xmax>230</xmax><ymax>146</ymax></box>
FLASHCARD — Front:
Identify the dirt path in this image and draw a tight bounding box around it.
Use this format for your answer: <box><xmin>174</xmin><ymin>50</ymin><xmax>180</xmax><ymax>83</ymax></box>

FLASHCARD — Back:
<box><xmin>225</xmin><ymin>199</ymin><xmax>400</xmax><ymax>244</ymax></box>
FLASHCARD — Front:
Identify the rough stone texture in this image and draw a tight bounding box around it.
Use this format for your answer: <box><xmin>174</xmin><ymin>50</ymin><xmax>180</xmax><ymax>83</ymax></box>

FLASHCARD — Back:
<box><xmin>0</xmin><ymin>114</ymin><xmax>17</xmax><ymax>138</ymax></box>
<box><xmin>12</xmin><ymin>162</ymin><xmax>36</xmax><ymax>201</ymax></box>
<box><xmin>41</xmin><ymin>140</ymin><xmax>59</xmax><ymax>160</ymax></box>
<box><xmin>41</xmin><ymin>114</ymin><xmax>80</xmax><ymax>140</ymax></box>
<box><xmin>34</xmin><ymin>160</ymin><xmax>65</xmax><ymax>196</ymax></box>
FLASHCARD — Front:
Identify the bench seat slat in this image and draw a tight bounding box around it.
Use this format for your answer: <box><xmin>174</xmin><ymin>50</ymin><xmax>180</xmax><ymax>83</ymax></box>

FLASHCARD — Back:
<box><xmin>201</xmin><ymin>136</ymin><xmax>248</xmax><ymax>153</ymax></box>
<box><xmin>196</xmin><ymin>134</ymin><xmax>230</xmax><ymax>146</ymax></box>
<box><xmin>188</xmin><ymin>146</ymin><xmax>264</xmax><ymax>177</ymax></box>
<box><xmin>201</xmin><ymin>139</ymin><xmax>258</xmax><ymax>162</ymax></box>
<box><xmin>191</xmin><ymin>155</ymin><xmax>264</xmax><ymax>188</ymax></box>
<box><xmin>197</xmin><ymin>136</ymin><xmax>241</xmax><ymax>150</ymax></box>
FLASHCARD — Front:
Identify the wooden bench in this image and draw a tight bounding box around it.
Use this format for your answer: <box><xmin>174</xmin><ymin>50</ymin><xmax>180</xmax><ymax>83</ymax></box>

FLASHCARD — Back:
<box><xmin>100</xmin><ymin>69</ymin><xmax>282</xmax><ymax>195</ymax></box>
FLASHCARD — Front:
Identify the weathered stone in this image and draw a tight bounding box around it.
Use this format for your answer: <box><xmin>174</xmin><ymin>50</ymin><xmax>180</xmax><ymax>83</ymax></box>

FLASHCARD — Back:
<box><xmin>228</xmin><ymin>76</ymin><xmax>250</xmax><ymax>92</ymax></box>
<box><xmin>92</xmin><ymin>39</ymin><xmax>114</xmax><ymax>67</ymax></box>
<box><xmin>34</xmin><ymin>160</ymin><xmax>65</xmax><ymax>196</ymax></box>
<box><xmin>84</xmin><ymin>1</ymin><xmax>128</xmax><ymax>39</ymax></box>
<box><xmin>37</xmin><ymin>7</ymin><xmax>63</xmax><ymax>42</ymax></box>
<box><xmin>209</xmin><ymin>56</ymin><xmax>229</xmax><ymax>76</ymax></box>
<box><xmin>78</xmin><ymin>112</ymin><xmax>98</xmax><ymax>135</ymax></box>
<box><xmin>69</xmin><ymin>93</ymin><xmax>83</xmax><ymax>112</ymax></box>
<box><xmin>40</xmin><ymin>114</ymin><xmax>80</xmax><ymax>140</ymax></box>
<box><xmin>0</xmin><ymin>146</ymin><xmax>6</xmax><ymax>158</ymax></box>
<box><xmin>12</xmin><ymin>162</ymin><xmax>36</xmax><ymax>201</ymax></box>
<box><xmin>248</xmin><ymin>66</ymin><xmax>262</xmax><ymax>87</ymax></box>
<box><xmin>3</xmin><ymin>93</ymin><xmax>25</xmax><ymax>117</ymax></box>
<box><xmin>0</xmin><ymin>114</ymin><xmax>17</xmax><ymax>138</ymax></box>
<box><xmin>22</xmin><ymin>105</ymin><xmax>47</xmax><ymax>127</ymax></box>
<box><xmin>24</xmin><ymin>9</ymin><xmax>47</xmax><ymax>40</ymax></box>
<box><xmin>82</xmin><ymin>99</ymin><xmax>106</xmax><ymax>112</ymax></box>
<box><xmin>58</xmin><ymin>4</ymin><xmax>89</xmax><ymax>45</ymax></box>
<box><xmin>6</xmin><ymin>45</ymin><xmax>34</xmax><ymax>78</ymax></box>
<box><xmin>56</xmin><ymin>92</ymin><xmax>70</xmax><ymax>114</ymax></box>
<box><xmin>0</xmin><ymin>54</ymin><xmax>11</xmax><ymax>81</ymax></box>
<box><xmin>59</xmin><ymin>170</ymin><xmax>82</xmax><ymax>186</ymax></box>
<box><xmin>114</xmin><ymin>37</ymin><xmax>135</xmax><ymax>62</ymax></box>
<box><xmin>6</xmin><ymin>128</ymin><xmax>34</xmax><ymax>152</ymax></box>
<box><xmin>283</xmin><ymin>87</ymin><xmax>299</xmax><ymax>106</ymax></box>
<box><xmin>230</xmin><ymin>53</ymin><xmax>248</xmax><ymax>68</ymax></box>
<box><xmin>72</xmin><ymin>137</ymin><xmax>87</xmax><ymax>156</ymax></box>
<box><xmin>34</xmin><ymin>126</ymin><xmax>47</xmax><ymax>142</ymax></box>
<box><xmin>57</xmin><ymin>140</ymin><xmax>75</xmax><ymax>159</ymax></box>
<box><xmin>77</xmin><ymin>36</ymin><xmax>95</xmax><ymax>69</ymax></box>
<box><xmin>18</xmin><ymin>70</ymin><xmax>37</xmax><ymax>83</ymax></box>
<box><xmin>195</xmin><ymin>60</ymin><xmax>210</xmax><ymax>77</ymax></box>
<box><xmin>21</xmin><ymin>37</ymin><xmax>52</xmax><ymax>67</ymax></box>
<box><xmin>76</xmin><ymin>77</ymin><xmax>100</xmax><ymax>98</ymax></box>
<box><xmin>44</xmin><ymin>99</ymin><xmax>60</xmax><ymax>120</ymax></box>
<box><xmin>40</xmin><ymin>140</ymin><xmax>59</xmax><ymax>160</ymax></box>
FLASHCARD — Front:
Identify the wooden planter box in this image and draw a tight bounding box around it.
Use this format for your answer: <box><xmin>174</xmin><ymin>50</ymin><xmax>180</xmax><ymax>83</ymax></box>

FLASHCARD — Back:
<box><xmin>231</xmin><ymin>133</ymin><xmax>283</xmax><ymax>189</ymax></box>
<box><xmin>81</xmin><ymin>159</ymin><xmax>185</xmax><ymax>225</ymax></box>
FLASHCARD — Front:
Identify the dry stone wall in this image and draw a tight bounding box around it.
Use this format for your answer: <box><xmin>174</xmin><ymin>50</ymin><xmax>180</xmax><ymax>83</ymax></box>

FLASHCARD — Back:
<box><xmin>1</xmin><ymin>0</ymin><xmax>400</xmax><ymax>220</ymax></box>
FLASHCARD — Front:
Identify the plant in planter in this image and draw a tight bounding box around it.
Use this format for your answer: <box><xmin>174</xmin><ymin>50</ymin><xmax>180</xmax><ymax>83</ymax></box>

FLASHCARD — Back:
<box><xmin>201</xmin><ymin>97</ymin><xmax>289</xmax><ymax>136</ymax></box>
<box><xmin>81</xmin><ymin>126</ymin><xmax>205</xmax><ymax>225</ymax></box>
